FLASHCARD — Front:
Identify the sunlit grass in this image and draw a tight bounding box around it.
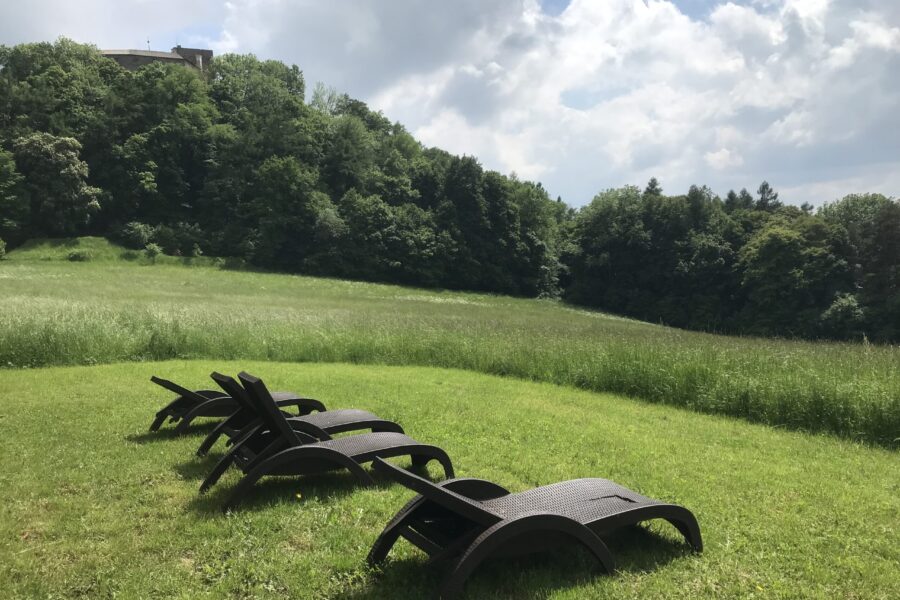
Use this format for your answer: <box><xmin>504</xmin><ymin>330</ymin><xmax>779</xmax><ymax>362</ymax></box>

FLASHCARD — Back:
<box><xmin>1</xmin><ymin>238</ymin><xmax>898</xmax><ymax>446</ymax></box>
<box><xmin>0</xmin><ymin>361</ymin><xmax>897</xmax><ymax>599</ymax></box>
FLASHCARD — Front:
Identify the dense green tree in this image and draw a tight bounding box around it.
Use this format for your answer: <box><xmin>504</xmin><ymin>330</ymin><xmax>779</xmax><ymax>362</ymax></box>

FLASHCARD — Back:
<box><xmin>565</xmin><ymin>186</ymin><xmax>651</xmax><ymax>312</ymax></box>
<box><xmin>819</xmin><ymin>193</ymin><xmax>899</xmax><ymax>339</ymax></box>
<box><xmin>245</xmin><ymin>155</ymin><xmax>341</xmax><ymax>270</ymax></box>
<box><xmin>755</xmin><ymin>180</ymin><xmax>782</xmax><ymax>212</ymax></box>
<box><xmin>324</xmin><ymin>115</ymin><xmax>374</xmax><ymax>198</ymax></box>
<box><xmin>0</xmin><ymin>39</ymin><xmax>121</xmax><ymax>141</ymax></box>
<box><xmin>207</xmin><ymin>54</ymin><xmax>306</xmax><ymax>159</ymax></box>
<box><xmin>724</xmin><ymin>188</ymin><xmax>754</xmax><ymax>212</ymax></box>
<box><xmin>11</xmin><ymin>132</ymin><xmax>100</xmax><ymax>235</ymax></box>
<box><xmin>738</xmin><ymin>216</ymin><xmax>851</xmax><ymax>336</ymax></box>
<box><xmin>859</xmin><ymin>201</ymin><xmax>900</xmax><ymax>340</ymax></box>
<box><xmin>0</xmin><ymin>149</ymin><xmax>27</xmax><ymax>243</ymax></box>
<box><xmin>643</xmin><ymin>177</ymin><xmax>662</xmax><ymax>197</ymax></box>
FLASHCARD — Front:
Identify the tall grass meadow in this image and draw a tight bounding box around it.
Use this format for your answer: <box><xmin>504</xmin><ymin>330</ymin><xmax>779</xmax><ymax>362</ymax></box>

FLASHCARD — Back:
<box><xmin>2</xmin><ymin>238</ymin><xmax>898</xmax><ymax>446</ymax></box>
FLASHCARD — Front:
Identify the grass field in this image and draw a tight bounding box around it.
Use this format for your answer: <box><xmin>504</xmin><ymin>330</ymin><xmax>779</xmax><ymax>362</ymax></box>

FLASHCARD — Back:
<box><xmin>1</xmin><ymin>361</ymin><xmax>897</xmax><ymax>599</ymax></box>
<box><xmin>1</xmin><ymin>238</ymin><xmax>898</xmax><ymax>446</ymax></box>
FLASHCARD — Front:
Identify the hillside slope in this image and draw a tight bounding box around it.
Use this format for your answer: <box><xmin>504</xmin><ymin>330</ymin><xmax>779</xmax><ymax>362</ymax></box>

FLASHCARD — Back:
<box><xmin>1</xmin><ymin>238</ymin><xmax>898</xmax><ymax>446</ymax></box>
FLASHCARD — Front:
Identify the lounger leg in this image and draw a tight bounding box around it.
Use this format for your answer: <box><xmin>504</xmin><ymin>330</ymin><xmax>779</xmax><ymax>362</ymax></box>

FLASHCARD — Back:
<box><xmin>410</xmin><ymin>448</ymin><xmax>455</xmax><ymax>479</ymax></box>
<box><xmin>368</xmin><ymin>479</ymin><xmax>511</xmax><ymax>567</ymax></box>
<box><xmin>174</xmin><ymin>405</ymin><xmax>205</xmax><ymax>434</ymax></box>
<box><xmin>663</xmin><ymin>508</ymin><xmax>703</xmax><ymax>552</ymax></box>
<box><xmin>221</xmin><ymin>461</ymin><xmax>279</xmax><ymax>512</ymax></box>
<box><xmin>199</xmin><ymin>443</ymin><xmax>243</xmax><ymax>493</ymax></box>
<box><xmin>439</xmin><ymin>514</ymin><xmax>615</xmax><ymax>600</ymax></box>
<box><xmin>368</xmin><ymin>515</ymin><xmax>410</xmax><ymax>566</ymax></box>
<box><xmin>221</xmin><ymin>446</ymin><xmax>376</xmax><ymax>511</ymax></box>
<box><xmin>224</xmin><ymin>422</ymin><xmax>263</xmax><ymax>451</ymax></box>
<box><xmin>196</xmin><ymin>418</ymin><xmax>233</xmax><ymax>456</ymax></box>
<box><xmin>149</xmin><ymin>411</ymin><xmax>169</xmax><ymax>432</ymax></box>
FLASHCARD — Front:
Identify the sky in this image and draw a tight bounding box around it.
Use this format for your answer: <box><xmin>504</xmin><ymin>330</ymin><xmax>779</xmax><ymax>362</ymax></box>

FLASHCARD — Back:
<box><xmin>1</xmin><ymin>0</ymin><xmax>898</xmax><ymax>207</ymax></box>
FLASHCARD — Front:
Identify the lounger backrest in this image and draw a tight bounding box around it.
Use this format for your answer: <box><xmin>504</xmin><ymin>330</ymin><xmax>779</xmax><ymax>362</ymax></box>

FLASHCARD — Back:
<box><xmin>372</xmin><ymin>458</ymin><xmax>502</xmax><ymax>526</ymax></box>
<box><xmin>150</xmin><ymin>376</ymin><xmax>206</xmax><ymax>403</ymax></box>
<box><xmin>238</xmin><ymin>372</ymin><xmax>303</xmax><ymax>447</ymax></box>
<box><xmin>209</xmin><ymin>372</ymin><xmax>256</xmax><ymax>413</ymax></box>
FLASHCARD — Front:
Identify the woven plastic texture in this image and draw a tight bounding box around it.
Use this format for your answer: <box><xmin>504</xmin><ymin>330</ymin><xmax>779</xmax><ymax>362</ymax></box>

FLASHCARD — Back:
<box><xmin>482</xmin><ymin>479</ymin><xmax>659</xmax><ymax>522</ymax></box>
<box><xmin>315</xmin><ymin>432</ymin><xmax>420</xmax><ymax>456</ymax></box>
<box><xmin>298</xmin><ymin>409</ymin><xmax>381</xmax><ymax>429</ymax></box>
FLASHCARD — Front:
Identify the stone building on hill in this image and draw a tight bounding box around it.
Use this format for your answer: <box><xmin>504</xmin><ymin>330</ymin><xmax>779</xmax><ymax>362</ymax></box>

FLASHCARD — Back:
<box><xmin>101</xmin><ymin>46</ymin><xmax>213</xmax><ymax>72</ymax></box>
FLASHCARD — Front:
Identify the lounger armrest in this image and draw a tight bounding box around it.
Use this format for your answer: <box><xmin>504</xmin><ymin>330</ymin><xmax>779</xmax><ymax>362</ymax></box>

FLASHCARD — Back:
<box><xmin>286</xmin><ymin>419</ymin><xmax>332</xmax><ymax>441</ymax></box>
<box><xmin>440</xmin><ymin>478</ymin><xmax>510</xmax><ymax>501</ymax></box>
<box><xmin>274</xmin><ymin>397</ymin><xmax>327</xmax><ymax>414</ymax></box>
<box><xmin>372</xmin><ymin>458</ymin><xmax>501</xmax><ymax>526</ymax></box>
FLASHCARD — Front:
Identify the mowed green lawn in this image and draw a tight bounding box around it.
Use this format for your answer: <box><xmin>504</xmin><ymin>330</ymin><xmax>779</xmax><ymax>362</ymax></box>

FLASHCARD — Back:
<box><xmin>0</xmin><ymin>361</ymin><xmax>897</xmax><ymax>599</ymax></box>
<box><xmin>1</xmin><ymin>238</ymin><xmax>898</xmax><ymax>446</ymax></box>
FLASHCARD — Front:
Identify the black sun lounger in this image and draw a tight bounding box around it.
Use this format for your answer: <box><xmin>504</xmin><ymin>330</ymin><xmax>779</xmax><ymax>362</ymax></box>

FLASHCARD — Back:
<box><xmin>196</xmin><ymin>371</ymin><xmax>406</xmax><ymax>457</ymax></box>
<box><xmin>368</xmin><ymin>458</ymin><xmax>702</xmax><ymax>599</ymax></box>
<box><xmin>149</xmin><ymin>375</ymin><xmax>324</xmax><ymax>434</ymax></box>
<box><xmin>199</xmin><ymin>372</ymin><xmax>455</xmax><ymax>511</ymax></box>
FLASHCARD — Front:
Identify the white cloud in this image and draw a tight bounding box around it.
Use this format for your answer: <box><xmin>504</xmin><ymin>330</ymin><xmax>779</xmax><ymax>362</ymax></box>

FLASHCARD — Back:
<box><xmin>778</xmin><ymin>161</ymin><xmax>900</xmax><ymax>206</ymax></box>
<box><xmin>826</xmin><ymin>19</ymin><xmax>900</xmax><ymax>69</ymax></box>
<box><xmin>706</xmin><ymin>148</ymin><xmax>745</xmax><ymax>169</ymax></box>
<box><xmin>1</xmin><ymin>0</ymin><xmax>898</xmax><ymax>206</ymax></box>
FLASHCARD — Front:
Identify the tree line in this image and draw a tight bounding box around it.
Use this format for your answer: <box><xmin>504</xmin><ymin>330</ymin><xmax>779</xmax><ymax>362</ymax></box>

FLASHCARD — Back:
<box><xmin>1</xmin><ymin>39</ymin><xmax>897</xmax><ymax>342</ymax></box>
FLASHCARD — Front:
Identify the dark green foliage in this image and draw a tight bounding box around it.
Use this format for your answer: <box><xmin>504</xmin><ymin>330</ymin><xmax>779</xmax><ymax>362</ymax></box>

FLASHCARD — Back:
<box><xmin>755</xmin><ymin>180</ymin><xmax>782</xmax><ymax>212</ymax></box>
<box><xmin>0</xmin><ymin>148</ymin><xmax>26</xmax><ymax>244</ymax></box>
<box><xmin>820</xmin><ymin>293</ymin><xmax>865</xmax><ymax>339</ymax></box>
<box><xmin>10</xmin><ymin>132</ymin><xmax>100</xmax><ymax>236</ymax></box>
<box><xmin>144</xmin><ymin>242</ymin><xmax>161</xmax><ymax>263</ymax></box>
<box><xmin>566</xmin><ymin>181</ymin><xmax>898</xmax><ymax>340</ymax></box>
<box><xmin>66</xmin><ymin>249</ymin><xmax>92</xmax><ymax>261</ymax></box>
<box><xmin>0</xmin><ymin>38</ymin><xmax>897</xmax><ymax>341</ymax></box>
<box><xmin>116</xmin><ymin>221</ymin><xmax>155</xmax><ymax>249</ymax></box>
<box><xmin>738</xmin><ymin>215</ymin><xmax>851</xmax><ymax>336</ymax></box>
<box><xmin>0</xmin><ymin>238</ymin><xmax>5</xmax><ymax>260</ymax></box>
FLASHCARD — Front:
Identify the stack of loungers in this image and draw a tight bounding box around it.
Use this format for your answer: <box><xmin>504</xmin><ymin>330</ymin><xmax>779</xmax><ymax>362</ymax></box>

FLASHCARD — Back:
<box><xmin>150</xmin><ymin>371</ymin><xmax>703</xmax><ymax>598</ymax></box>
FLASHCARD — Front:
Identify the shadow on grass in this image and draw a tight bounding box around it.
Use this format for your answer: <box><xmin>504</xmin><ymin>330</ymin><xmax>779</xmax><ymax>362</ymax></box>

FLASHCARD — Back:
<box><xmin>184</xmin><ymin>462</ymin><xmax>442</xmax><ymax>516</ymax></box>
<box><xmin>124</xmin><ymin>421</ymin><xmax>218</xmax><ymax>444</ymax></box>
<box><xmin>173</xmin><ymin>452</ymin><xmax>225</xmax><ymax>480</ymax></box>
<box><xmin>341</xmin><ymin>526</ymin><xmax>697</xmax><ymax>599</ymax></box>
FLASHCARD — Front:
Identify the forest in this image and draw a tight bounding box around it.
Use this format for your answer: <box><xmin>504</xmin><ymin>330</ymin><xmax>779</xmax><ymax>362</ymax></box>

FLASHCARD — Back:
<box><xmin>1</xmin><ymin>39</ymin><xmax>897</xmax><ymax>342</ymax></box>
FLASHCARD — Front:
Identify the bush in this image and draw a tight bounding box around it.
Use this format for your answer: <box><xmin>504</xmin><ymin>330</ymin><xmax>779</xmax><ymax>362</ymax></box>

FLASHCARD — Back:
<box><xmin>117</xmin><ymin>222</ymin><xmax>156</xmax><ymax>249</ymax></box>
<box><xmin>67</xmin><ymin>249</ymin><xmax>93</xmax><ymax>262</ymax></box>
<box><xmin>144</xmin><ymin>243</ymin><xmax>162</xmax><ymax>263</ymax></box>
<box><xmin>0</xmin><ymin>238</ymin><xmax>6</xmax><ymax>260</ymax></box>
<box><xmin>820</xmin><ymin>293</ymin><xmax>866</xmax><ymax>339</ymax></box>
<box><xmin>154</xmin><ymin>222</ymin><xmax>205</xmax><ymax>256</ymax></box>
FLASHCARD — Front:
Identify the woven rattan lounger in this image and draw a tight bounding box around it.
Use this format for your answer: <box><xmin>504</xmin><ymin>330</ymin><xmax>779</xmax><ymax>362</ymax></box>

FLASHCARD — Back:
<box><xmin>199</xmin><ymin>372</ymin><xmax>455</xmax><ymax>511</ymax></box>
<box><xmin>149</xmin><ymin>375</ymin><xmax>324</xmax><ymax>434</ymax></box>
<box><xmin>368</xmin><ymin>458</ymin><xmax>702</xmax><ymax>599</ymax></box>
<box><xmin>196</xmin><ymin>372</ymin><xmax>405</xmax><ymax>457</ymax></box>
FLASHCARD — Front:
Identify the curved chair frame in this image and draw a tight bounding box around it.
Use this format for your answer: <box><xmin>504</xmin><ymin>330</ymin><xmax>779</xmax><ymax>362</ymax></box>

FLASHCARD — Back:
<box><xmin>149</xmin><ymin>375</ymin><xmax>323</xmax><ymax>434</ymax></box>
<box><xmin>199</xmin><ymin>372</ymin><xmax>455</xmax><ymax>511</ymax></box>
<box><xmin>196</xmin><ymin>372</ymin><xmax>396</xmax><ymax>456</ymax></box>
<box><xmin>368</xmin><ymin>458</ymin><xmax>702</xmax><ymax>599</ymax></box>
